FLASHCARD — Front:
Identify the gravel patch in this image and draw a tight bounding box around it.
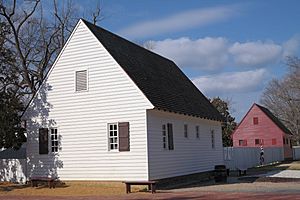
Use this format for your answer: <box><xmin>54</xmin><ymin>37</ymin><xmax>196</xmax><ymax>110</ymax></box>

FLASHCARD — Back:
<box><xmin>267</xmin><ymin>170</ymin><xmax>300</xmax><ymax>178</ymax></box>
<box><xmin>170</xmin><ymin>181</ymin><xmax>300</xmax><ymax>194</ymax></box>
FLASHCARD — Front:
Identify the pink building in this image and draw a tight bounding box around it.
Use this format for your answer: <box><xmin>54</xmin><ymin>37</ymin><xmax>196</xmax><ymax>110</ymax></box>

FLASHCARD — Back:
<box><xmin>233</xmin><ymin>103</ymin><xmax>292</xmax><ymax>159</ymax></box>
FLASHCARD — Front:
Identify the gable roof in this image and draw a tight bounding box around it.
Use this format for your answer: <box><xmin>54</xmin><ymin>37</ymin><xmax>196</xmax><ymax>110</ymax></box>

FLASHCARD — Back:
<box><xmin>82</xmin><ymin>19</ymin><xmax>223</xmax><ymax>121</ymax></box>
<box><xmin>255</xmin><ymin>104</ymin><xmax>292</xmax><ymax>135</ymax></box>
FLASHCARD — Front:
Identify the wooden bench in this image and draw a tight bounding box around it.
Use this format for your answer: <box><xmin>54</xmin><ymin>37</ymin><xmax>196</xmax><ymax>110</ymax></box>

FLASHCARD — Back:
<box><xmin>30</xmin><ymin>177</ymin><xmax>57</xmax><ymax>188</ymax></box>
<box><xmin>238</xmin><ymin>168</ymin><xmax>247</xmax><ymax>176</ymax></box>
<box><xmin>123</xmin><ymin>181</ymin><xmax>157</xmax><ymax>194</ymax></box>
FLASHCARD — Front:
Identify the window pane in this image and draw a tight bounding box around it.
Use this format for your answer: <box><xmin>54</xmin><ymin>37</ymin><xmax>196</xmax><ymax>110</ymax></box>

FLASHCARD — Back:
<box><xmin>108</xmin><ymin>123</ymin><xmax>119</xmax><ymax>151</ymax></box>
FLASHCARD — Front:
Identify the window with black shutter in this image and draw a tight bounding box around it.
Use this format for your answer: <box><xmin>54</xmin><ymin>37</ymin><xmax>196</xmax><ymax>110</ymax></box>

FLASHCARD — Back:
<box><xmin>39</xmin><ymin>128</ymin><xmax>49</xmax><ymax>154</ymax></box>
<box><xmin>167</xmin><ymin>123</ymin><xmax>174</xmax><ymax>150</ymax></box>
<box><xmin>196</xmin><ymin>125</ymin><xmax>200</xmax><ymax>139</ymax></box>
<box><xmin>211</xmin><ymin>130</ymin><xmax>215</xmax><ymax>148</ymax></box>
<box><xmin>108</xmin><ymin>123</ymin><xmax>118</xmax><ymax>150</ymax></box>
<box><xmin>119</xmin><ymin>122</ymin><xmax>130</xmax><ymax>151</ymax></box>
<box><xmin>184</xmin><ymin>124</ymin><xmax>188</xmax><ymax>138</ymax></box>
<box><xmin>162</xmin><ymin>124</ymin><xmax>167</xmax><ymax>149</ymax></box>
<box><xmin>51</xmin><ymin>128</ymin><xmax>59</xmax><ymax>152</ymax></box>
<box><xmin>108</xmin><ymin>122</ymin><xmax>130</xmax><ymax>151</ymax></box>
<box><xmin>118</xmin><ymin>122</ymin><xmax>130</xmax><ymax>151</ymax></box>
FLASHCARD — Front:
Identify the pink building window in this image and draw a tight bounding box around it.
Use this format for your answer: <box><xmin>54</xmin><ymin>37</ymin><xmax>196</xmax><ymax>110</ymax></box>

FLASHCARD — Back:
<box><xmin>239</xmin><ymin>140</ymin><xmax>247</xmax><ymax>146</ymax></box>
<box><xmin>253</xmin><ymin>117</ymin><xmax>258</xmax><ymax>125</ymax></box>
<box><xmin>255</xmin><ymin>139</ymin><xmax>264</xmax><ymax>145</ymax></box>
<box><xmin>272</xmin><ymin>139</ymin><xmax>277</xmax><ymax>145</ymax></box>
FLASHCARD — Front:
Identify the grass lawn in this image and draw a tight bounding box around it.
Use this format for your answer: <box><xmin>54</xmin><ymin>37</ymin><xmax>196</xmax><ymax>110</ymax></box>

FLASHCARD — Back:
<box><xmin>0</xmin><ymin>181</ymin><xmax>146</xmax><ymax>197</ymax></box>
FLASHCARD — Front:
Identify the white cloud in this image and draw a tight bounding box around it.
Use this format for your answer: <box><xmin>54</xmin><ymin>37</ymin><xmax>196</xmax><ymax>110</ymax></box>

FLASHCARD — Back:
<box><xmin>119</xmin><ymin>5</ymin><xmax>238</xmax><ymax>39</ymax></box>
<box><xmin>192</xmin><ymin>69</ymin><xmax>267</xmax><ymax>96</ymax></box>
<box><xmin>147</xmin><ymin>37</ymin><xmax>299</xmax><ymax>71</ymax></box>
<box><xmin>282</xmin><ymin>36</ymin><xmax>300</xmax><ymax>57</ymax></box>
<box><xmin>229</xmin><ymin>41</ymin><xmax>282</xmax><ymax>67</ymax></box>
<box><xmin>151</xmin><ymin>37</ymin><xmax>229</xmax><ymax>70</ymax></box>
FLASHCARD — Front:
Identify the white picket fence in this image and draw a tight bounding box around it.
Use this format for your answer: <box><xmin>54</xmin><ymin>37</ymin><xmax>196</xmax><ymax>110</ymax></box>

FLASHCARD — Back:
<box><xmin>0</xmin><ymin>146</ymin><xmax>27</xmax><ymax>183</ymax></box>
<box><xmin>293</xmin><ymin>146</ymin><xmax>300</xmax><ymax>160</ymax></box>
<box><xmin>224</xmin><ymin>147</ymin><xmax>284</xmax><ymax>170</ymax></box>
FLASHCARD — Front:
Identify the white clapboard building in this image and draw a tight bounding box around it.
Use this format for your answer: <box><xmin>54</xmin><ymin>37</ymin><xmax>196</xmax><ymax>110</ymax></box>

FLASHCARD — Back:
<box><xmin>22</xmin><ymin>19</ymin><xmax>224</xmax><ymax>181</ymax></box>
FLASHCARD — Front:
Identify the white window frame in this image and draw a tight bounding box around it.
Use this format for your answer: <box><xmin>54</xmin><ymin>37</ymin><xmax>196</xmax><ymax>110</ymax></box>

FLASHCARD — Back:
<box><xmin>184</xmin><ymin>124</ymin><xmax>188</xmax><ymax>138</ymax></box>
<box><xmin>108</xmin><ymin>123</ymin><xmax>119</xmax><ymax>151</ymax></box>
<box><xmin>196</xmin><ymin>125</ymin><xmax>200</xmax><ymax>139</ymax></box>
<box><xmin>211</xmin><ymin>129</ymin><xmax>215</xmax><ymax>149</ymax></box>
<box><xmin>50</xmin><ymin>128</ymin><xmax>59</xmax><ymax>153</ymax></box>
<box><xmin>74</xmin><ymin>68</ymin><xmax>89</xmax><ymax>92</ymax></box>
<box><xmin>162</xmin><ymin>124</ymin><xmax>168</xmax><ymax>150</ymax></box>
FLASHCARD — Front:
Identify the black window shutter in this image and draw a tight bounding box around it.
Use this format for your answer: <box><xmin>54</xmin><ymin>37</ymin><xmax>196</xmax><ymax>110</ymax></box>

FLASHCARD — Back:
<box><xmin>167</xmin><ymin>123</ymin><xmax>174</xmax><ymax>150</ymax></box>
<box><xmin>118</xmin><ymin>122</ymin><xmax>130</xmax><ymax>151</ymax></box>
<box><xmin>39</xmin><ymin>128</ymin><xmax>49</xmax><ymax>154</ymax></box>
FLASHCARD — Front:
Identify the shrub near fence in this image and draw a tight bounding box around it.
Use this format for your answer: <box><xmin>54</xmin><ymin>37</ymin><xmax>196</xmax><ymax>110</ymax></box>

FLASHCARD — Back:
<box><xmin>224</xmin><ymin>147</ymin><xmax>284</xmax><ymax>170</ymax></box>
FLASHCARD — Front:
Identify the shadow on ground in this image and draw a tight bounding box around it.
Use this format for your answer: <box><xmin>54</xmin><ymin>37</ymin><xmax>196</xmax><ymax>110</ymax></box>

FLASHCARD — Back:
<box><xmin>157</xmin><ymin>161</ymin><xmax>297</xmax><ymax>191</ymax></box>
<box><xmin>0</xmin><ymin>181</ymin><xmax>69</xmax><ymax>192</ymax></box>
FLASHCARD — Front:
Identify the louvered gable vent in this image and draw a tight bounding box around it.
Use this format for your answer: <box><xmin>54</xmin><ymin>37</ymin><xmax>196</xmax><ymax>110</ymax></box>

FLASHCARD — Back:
<box><xmin>76</xmin><ymin>70</ymin><xmax>87</xmax><ymax>91</ymax></box>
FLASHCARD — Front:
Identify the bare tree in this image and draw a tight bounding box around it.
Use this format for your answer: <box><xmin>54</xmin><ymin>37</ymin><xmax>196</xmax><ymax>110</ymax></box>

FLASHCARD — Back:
<box><xmin>142</xmin><ymin>40</ymin><xmax>156</xmax><ymax>50</ymax></box>
<box><xmin>91</xmin><ymin>1</ymin><xmax>104</xmax><ymax>25</ymax></box>
<box><xmin>0</xmin><ymin>0</ymin><xmax>104</xmax><ymax>98</ymax></box>
<box><xmin>261</xmin><ymin>57</ymin><xmax>300</xmax><ymax>143</ymax></box>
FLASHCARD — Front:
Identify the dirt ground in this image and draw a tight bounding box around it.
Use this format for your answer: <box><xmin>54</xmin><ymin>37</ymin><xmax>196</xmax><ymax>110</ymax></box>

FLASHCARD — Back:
<box><xmin>0</xmin><ymin>181</ymin><xmax>145</xmax><ymax>197</ymax></box>
<box><xmin>1</xmin><ymin>161</ymin><xmax>300</xmax><ymax>199</ymax></box>
<box><xmin>3</xmin><ymin>191</ymin><xmax>300</xmax><ymax>200</ymax></box>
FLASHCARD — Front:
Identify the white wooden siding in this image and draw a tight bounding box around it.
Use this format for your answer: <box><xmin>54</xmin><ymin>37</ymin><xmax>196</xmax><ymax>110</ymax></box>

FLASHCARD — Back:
<box><xmin>23</xmin><ymin>20</ymin><xmax>153</xmax><ymax>181</ymax></box>
<box><xmin>147</xmin><ymin>109</ymin><xmax>224</xmax><ymax>180</ymax></box>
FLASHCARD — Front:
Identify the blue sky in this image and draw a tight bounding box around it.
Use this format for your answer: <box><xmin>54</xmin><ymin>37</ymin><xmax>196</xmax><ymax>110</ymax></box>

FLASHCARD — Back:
<box><xmin>74</xmin><ymin>0</ymin><xmax>300</xmax><ymax>121</ymax></box>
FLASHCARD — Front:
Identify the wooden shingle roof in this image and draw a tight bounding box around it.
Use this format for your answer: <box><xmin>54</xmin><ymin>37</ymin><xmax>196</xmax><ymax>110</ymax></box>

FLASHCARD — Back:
<box><xmin>82</xmin><ymin>19</ymin><xmax>223</xmax><ymax>121</ymax></box>
<box><xmin>256</xmin><ymin>104</ymin><xmax>292</xmax><ymax>135</ymax></box>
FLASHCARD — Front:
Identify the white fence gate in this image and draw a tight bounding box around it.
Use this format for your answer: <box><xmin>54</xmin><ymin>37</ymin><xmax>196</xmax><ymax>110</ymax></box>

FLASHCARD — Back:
<box><xmin>293</xmin><ymin>146</ymin><xmax>300</xmax><ymax>160</ymax></box>
<box><xmin>224</xmin><ymin>147</ymin><xmax>284</xmax><ymax>170</ymax></box>
<box><xmin>0</xmin><ymin>146</ymin><xmax>27</xmax><ymax>183</ymax></box>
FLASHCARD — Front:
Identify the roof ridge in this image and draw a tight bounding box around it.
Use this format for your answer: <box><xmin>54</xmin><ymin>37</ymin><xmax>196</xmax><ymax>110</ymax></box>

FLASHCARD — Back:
<box><xmin>81</xmin><ymin>19</ymin><xmax>176</xmax><ymax>64</ymax></box>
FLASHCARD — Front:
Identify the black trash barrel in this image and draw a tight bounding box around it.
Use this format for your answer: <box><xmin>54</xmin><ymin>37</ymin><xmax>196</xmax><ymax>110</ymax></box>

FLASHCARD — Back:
<box><xmin>214</xmin><ymin>165</ymin><xmax>227</xmax><ymax>182</ymax></box>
